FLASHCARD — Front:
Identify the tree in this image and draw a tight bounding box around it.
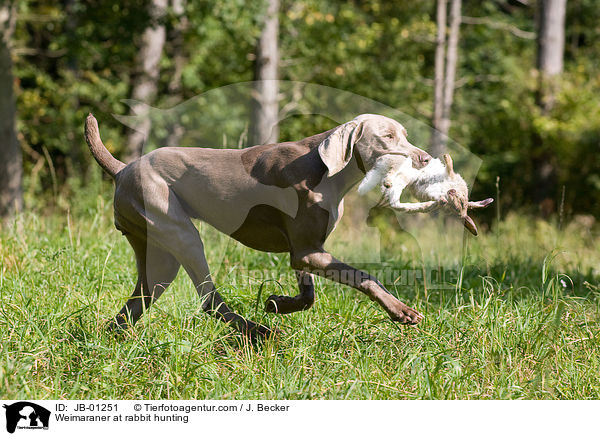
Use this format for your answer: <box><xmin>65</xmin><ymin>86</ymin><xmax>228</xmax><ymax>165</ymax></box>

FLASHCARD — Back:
<box><xmin>533</xmin><ymin>0</ymin><xmax>567</xmax><ymax>210</ymax></box>
<box><xmin>249</xmin><ymin>0</ymin><xmax>280</xmax><ymax>146</ymax></box>
<box><xmin>165</xmin><ymin>0</ymin><xmax>188</xmax><ymax>148</ymax></box>
<box><xmin>430</xmin><ymin>0</ymin><xmax>462</xmax><ymax>157</ymax></box>
<box><xmin>536</xmin><ymin>0</ymin><xmax>567</xmax><ymax>113</ymax></box>
<box><xmin>430</xmin><ymin>0</ymin><xmax>461</xmax><ymax>157</ymax></box>
<box><xmin>123</xmin><ymin>0</ymin><xmax>168</xmax><ymax>161</ymax></box>
<box><xmin>430</xmin><ymin>0</ymin><xmax>447</xmax><ymax>157</ymax></box>
<box><xmin>0</xmin><ymin>0</ymin><xmax>23</xmax><ymax>218</ymax></box>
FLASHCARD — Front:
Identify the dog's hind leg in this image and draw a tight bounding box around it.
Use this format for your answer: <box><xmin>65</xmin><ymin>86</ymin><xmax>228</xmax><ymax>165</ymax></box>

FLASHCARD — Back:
<box><xmin>264</xmin><ymin>270</ymin><xmax>315</xmax><ymax>314</ymax></box>
<box><xmin>143</xmin><ymin>196</ymin><xmax>275</xmax><ymax>339</ymax></box>
<box><xmin>110</xmin><ymin>234</ymin><xmax>181</xmax><ymax>329</ymax></box>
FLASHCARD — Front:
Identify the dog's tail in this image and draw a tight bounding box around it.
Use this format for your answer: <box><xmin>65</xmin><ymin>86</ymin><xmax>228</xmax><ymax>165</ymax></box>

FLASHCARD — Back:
<box><xmin>84</xmin><ymin>114</ymin><xmax>126</xmax><ymax>178</ymax></box>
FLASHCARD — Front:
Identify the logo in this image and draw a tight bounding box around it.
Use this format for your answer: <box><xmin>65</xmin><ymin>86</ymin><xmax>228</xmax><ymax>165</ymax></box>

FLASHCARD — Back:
<box><xmin>3</xmin><ymin>402</ymin><xmax>50</xmax><ymax>434</ymax></box>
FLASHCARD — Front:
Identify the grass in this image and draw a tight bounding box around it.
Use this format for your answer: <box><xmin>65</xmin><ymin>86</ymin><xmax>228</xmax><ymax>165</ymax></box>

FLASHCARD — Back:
<box><xmin>0</xmin><ymin>184</ymin><xmax>599</xmax><ymax>400</ymax></box>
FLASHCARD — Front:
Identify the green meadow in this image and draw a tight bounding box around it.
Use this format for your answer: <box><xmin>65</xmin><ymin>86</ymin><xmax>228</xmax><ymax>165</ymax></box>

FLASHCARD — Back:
<box><xmin>1</xmin><ymin>184</ymin><xmax>598</xmax><ymax>400</ymax></box>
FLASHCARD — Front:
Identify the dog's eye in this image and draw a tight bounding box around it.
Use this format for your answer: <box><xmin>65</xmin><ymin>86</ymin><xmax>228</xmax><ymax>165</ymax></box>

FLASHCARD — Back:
<box><xmin>383</xmin><ymin>133</ymin><xmax>394</xmax><ymax>139</ymax></box>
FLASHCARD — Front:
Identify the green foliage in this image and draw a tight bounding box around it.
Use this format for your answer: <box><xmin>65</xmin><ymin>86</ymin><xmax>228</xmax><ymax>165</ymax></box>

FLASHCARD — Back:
<box><xmin>533</xmin><ymin>70</ymin><xmax>600</xmax><ymax>214</ymax></box>
<box><xmin>11</xmin><ymin>0</ymin><xmax>600</xmax><ymax>217</ymax></box>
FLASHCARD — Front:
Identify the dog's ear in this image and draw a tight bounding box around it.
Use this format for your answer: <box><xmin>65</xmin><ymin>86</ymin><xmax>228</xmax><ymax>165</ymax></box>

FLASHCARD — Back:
<box><xmin>318</xmin><ymin>120</ymin><xmax>364</xmax><ymax>177</ymax></box>
<box><xmin>443</xmin><ymin>154</ymin><xmax>455</xmax><ymax>176</ymax></box>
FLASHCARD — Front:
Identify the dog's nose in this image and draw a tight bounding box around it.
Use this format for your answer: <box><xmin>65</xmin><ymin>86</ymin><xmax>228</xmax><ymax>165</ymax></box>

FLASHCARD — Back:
<box><xmin>414</xmin><ymin>153</ymin><xmax>431</xmax><ymax>168</ymax></box>
<box><xmin>411</xmin><ymin>153</ymin><xmax>431</xmax><ymax>169</ymax></box>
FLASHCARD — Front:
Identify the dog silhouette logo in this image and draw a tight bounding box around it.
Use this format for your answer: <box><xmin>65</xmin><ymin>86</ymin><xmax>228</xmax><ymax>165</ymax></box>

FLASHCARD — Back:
<box><xmin>2</xmin><ymin>402</ymin><xmax>50</xmax><ymax>433</ymax></box>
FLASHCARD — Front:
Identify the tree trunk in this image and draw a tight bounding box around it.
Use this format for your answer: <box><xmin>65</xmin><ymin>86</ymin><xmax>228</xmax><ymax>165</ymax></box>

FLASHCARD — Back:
<box><xmin>430</xmin><ymin>0</ymin><xmax>460</xmax><ymax>157</ymax></box>
<box><xmin>430</xmin><ymin>0</ymin><xmax>447</xmax><ymax>156</ymax></box>
<box><xmin>123</xmin><ymin>0</ymin><xmax>167</xmax><ymax>162</ymax></box>
<box><xmin>441</xmin><ymin>0</ymin><xmax>461</xmax><ymax>138</ymax></box>
<box><xmin>536</xmin><ymin>0</ymin><xmax>566</xmax><ymax>113</ymax></box>
<box><xmin>533</xmin><ymin>0</ymin><xmax>567</xmax><ymax>212</ymax></box>
<box><xmin>165</xmin><ymin>0</ymin><xmax>188</xmax><ymax>148</ymax></box>
<box><xmin>249</xmin><ymin>0</ymin><xmax>279</xmax><ymax>146</ymax></box>
<box><xmin>64</xmin><ymin>0</ymin><xmax>88</xmax><ymax>179</ymax></box>
<box><xmin>0</xmin><ymin>1</ymin><xmax>23</xmax><ymax>218</ymax></box>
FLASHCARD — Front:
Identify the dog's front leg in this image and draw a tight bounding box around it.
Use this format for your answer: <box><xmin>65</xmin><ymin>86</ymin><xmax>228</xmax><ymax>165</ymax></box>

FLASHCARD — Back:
<box><xmin>264</xmin><ymin>270</ymin><xmax>315</xmax><ymax>314</ymax></box>
<box><xmin>290</xmin><ymin>250</ymin><xmax>423</xmax><ymax>325</ymax></box>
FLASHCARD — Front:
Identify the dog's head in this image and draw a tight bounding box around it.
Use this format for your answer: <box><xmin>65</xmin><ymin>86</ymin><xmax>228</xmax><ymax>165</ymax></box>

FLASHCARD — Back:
<box><xmin>317</xmin><ymin>114</ymin><xmax>432</xmax><ymax>177</ymax></box>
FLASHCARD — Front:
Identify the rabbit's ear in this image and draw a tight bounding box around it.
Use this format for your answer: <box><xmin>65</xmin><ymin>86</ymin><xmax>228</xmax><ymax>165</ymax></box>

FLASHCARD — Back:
<box><xmin>463</xmin><ymin>215</ymin><xmax>478</xmax><ymax>236</ymax></box>
<box><xmin>442</xmin><ymin>154</ymin><xmax>455</xmax><ymax>176</ymax></box>
<box><xmin>468</xmin><ymin>198</ymin><xmax>494</xmax><ymax>209</ymax></box>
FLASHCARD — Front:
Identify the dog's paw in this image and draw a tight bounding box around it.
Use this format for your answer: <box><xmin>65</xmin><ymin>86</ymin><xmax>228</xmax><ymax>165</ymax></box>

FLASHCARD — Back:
<box><xmin>105</xmin><ymin>317</ymin><xmax>135</xmax><ymax>339</ymax></box>
<box><xmin>106</xmin><ymin>317</ymin><xmax>128</xmax><ymax>332</ymax></box>
<box><xmin>244</xmin><ymin>322</ymin><xmax>281</xmax><ymax>341</ymax></box>
<box><xmin>265</xmin><ymin>294</ymin><xmax>312</xmax><ymax>314</ymax></box>
<box><xmin>387</xmin><ymin>302</ymin><xmax>424</xmax><ymax>325</ymax></box>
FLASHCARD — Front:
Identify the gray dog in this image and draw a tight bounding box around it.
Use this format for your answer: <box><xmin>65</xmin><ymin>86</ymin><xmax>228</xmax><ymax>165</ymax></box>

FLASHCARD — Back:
<box><xmin>85</xmin><ymin>113</ymin><xmax>488</xmax><ymax>339</ymax></box>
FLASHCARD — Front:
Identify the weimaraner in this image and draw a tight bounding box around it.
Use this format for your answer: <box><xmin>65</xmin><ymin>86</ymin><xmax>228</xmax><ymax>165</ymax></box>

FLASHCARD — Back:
<box><xmin>84</xmin><ymin>113</ymin><xmax>488</xmax><ymax>339</ymax></box>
